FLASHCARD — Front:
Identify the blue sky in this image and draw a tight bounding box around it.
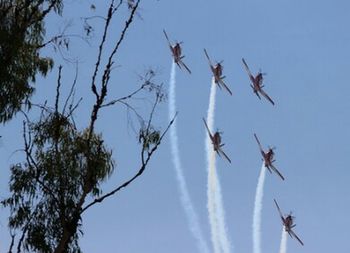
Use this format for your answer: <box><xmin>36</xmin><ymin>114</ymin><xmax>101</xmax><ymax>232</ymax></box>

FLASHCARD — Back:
<box><xmin>1</xmin><ymin>0</ymin><xmax>350</xmax><ymax>252</ymax></box>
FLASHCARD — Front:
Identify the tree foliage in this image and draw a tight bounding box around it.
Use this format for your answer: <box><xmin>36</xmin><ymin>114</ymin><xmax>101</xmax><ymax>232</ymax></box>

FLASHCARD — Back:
<box><xmin>0</xmin><ymin>0</ymin><xmax>62</xmax><ymax>123</ymax></box>
<box><xmin>1</xmin><ymin>1</ymin><xmax>175</xmax><ymax>252</ymax></box>
<box><xmin>2</xmin><ymin>110</ymin><xmax>114</xmax><ymax>252</ymax></box>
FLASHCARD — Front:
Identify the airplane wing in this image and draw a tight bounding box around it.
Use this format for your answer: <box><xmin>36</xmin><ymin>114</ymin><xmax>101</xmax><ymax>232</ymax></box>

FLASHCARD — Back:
<box><xmin>259</xmin><ymin>89</ymin><xmax>275</xmax><ymax>106</ymax></box>
<box><xmin>204</xmin><ymin>49</ymin><xmax>214</xmax><ymax>69</ymax></box>
<box><xmin>289</xmin><ymin>229</ymin><xmax>304</xmax><ymax>246</ymax></box>
<box><xmin>179</xmin><ymin>60</ymin><xmax>192</xmax><ymax>74</ymax></box>
<box><xmin>270</xmin><ymin>164</ymin><xmax>285</xmax><ymax>181</ymax></box>
<box><xmin>218</xmin><ymin>148</ymin><xmax>232</xmax><ymax>163</ymax></box>
<box><xmin>175</xmin><ymin>61</ymin><xmax>182</xmax><ymax>69</ymax></box>
<box><xmin>163</xmin><ymin>29</ymin><xmax>176</xmax><ymax>58</ymax></box>
<box><xmin>202</xmin><ymin>118</ymin><xmax>214</xmax><ymax>143</ymax></box>
<box><xmin>254</xmin><ymin>133</ymin><xmax>265</xmax><ymax>156</ymax></box>
<box><xmin>265</xmin><ymin>165</ymin><xmax>273</xmax><ymax>174</ymax></box>
<box><xmin>242</xmin><ymin>58</ymin><xmax>255</xmax><ymax>83</ymax></box>
<box><xmin>252</xmin><ymin>88</ymin><xmax>262</xmax><ymax>100</ymax></box>
<box><xmin>274</xmin><ymin>199</ymin><xmax>285</xmax><ymax>223</ymax></box>
<box><xmin>218</xmin><ymin>78</ymin><xmax>233</xmax><ymax>96</ymax></box>
<box><xmin>163</xmin><ymin>29</ymin><xmax>172</xmax><ymax>47</ymax></box>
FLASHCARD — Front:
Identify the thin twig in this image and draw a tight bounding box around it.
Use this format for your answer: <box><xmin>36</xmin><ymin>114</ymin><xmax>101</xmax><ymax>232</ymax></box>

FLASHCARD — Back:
<box><xmin>63</xmin><ymin>63</ymin><xmax>79</xmax><ymax>115</ymax></box>
<box><xmin>101</xmin><ymin>85</ymin><xmax>145</xmax><ymax>108</ymax></box>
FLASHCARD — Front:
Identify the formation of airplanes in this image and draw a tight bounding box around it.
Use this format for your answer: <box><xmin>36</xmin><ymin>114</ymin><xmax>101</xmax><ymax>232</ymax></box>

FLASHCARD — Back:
<box><xmin>162</xmin><ymin>31</ymin><xmax>276</xmax><ymax>102</ymax></box>
<box><xmin>163</xmin><ymin>30</ymin><xmax>303</xmax><ymax>246</ymax></box>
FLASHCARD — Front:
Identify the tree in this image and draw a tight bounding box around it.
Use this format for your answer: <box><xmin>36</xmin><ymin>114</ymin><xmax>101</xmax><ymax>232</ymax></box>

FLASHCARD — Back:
<box><xmin>0</xmin><ymin>0</ymin><xmax>63</xmax><ymax>123</ymax></box>
<box><xmin>1</xmin><ymin>1</ymin><xmax>174</xmax><ymax>252</ymax></box>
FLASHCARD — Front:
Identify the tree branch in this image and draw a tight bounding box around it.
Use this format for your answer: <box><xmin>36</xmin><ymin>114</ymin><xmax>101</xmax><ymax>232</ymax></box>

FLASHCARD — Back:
<box><xmin>90</xmin><ymin>0</ymin><xmax>117</xmax><ymax>100</ymax></box>
<box><xmin>62</xmin><ymin>63</ymin><xmax>79</xmax><ymax>115</ymax></box>
<box><xmin>81</xmin><ymin>113</ymin><xmax>176</xmax><ymax>213</ymax></box>
<box><xmin>7</xmin><ymin>231</ymin><xmax>15</xmax><ymax>253</ymax></box>
<box><xmin>53</xmin><ymin>2</ymin><xmax>141</xmax><ymax>252</ymax></box>
<box><xmin>101</xmin><ymin>85</ymin><xmax>145</xmax><ymax>108</ymax></box>
<box><xmin>55</xmin><ymin>66</ymin><xmax>62</xmax><ymax>114</ymax></box>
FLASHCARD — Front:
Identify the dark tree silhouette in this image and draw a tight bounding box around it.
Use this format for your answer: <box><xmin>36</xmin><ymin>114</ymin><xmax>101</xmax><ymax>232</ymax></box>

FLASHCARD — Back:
<box><xmin>1</xmin><ymin>1</ymin><xmax>174</xmax><ymax>252</ymax></box>
<box><xmin>0</xmin><ymin>0</ymin><xmax>64</xmax><ymax>123</ymax></box>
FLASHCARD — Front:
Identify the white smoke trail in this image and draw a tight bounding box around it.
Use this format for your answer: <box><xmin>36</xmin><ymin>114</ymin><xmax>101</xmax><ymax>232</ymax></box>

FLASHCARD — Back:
<box><xmin>215</xmin><ymin>170</ymin><xmax>230</xmax><ymax>253</ymax></box>
<box><xmin>168</xmin><ymin>61</ymin><xmax>210</xmax><ymax>253</ymax></box>
<box><xmin>205</xmin><ymin>78</ymin><xmax>231</xmax><ymax>253</ymax></box>
<box><xmin>206</xmin><ymin>78</ymin><xmax>220</xmax><ymax>253</ymax></box>
<box><xmin>279</xmin><ymin>228</ymin><xmax>288</xmax><ymax>253</ymax></box>
<box><xmin>252</xmin><ymin>163</ymin><xmax>267</xmax><ymax>253</ymax></box>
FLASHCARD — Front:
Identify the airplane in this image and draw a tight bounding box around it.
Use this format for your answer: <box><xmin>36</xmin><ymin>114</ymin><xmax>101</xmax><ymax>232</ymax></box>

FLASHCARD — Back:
<box><xmin>163</xmin><ymin>30</ymin><xmax>191</xmax><ymax>74</ymax></box>
<box><xmin>242</xmin><ymin>58</ymin><xmax>275</xmax><ymax>105</ymax></box>
<box><xmin>254</xmin><ymin>133</ymin><xmax>284</xmax><ymax>180</ymax></box>
<box><xmin>203</xmin><ymin>118</ymin><xmax>231</xmax><ymax>163</ymax></box>
<box><xmin>274</xmin><ymin>199</ymin><xmax>304</xmax><ymax>246</ymax></box>
<box><xmin>204</xmin><ymin>49</ymin><xmax>232</xmax><ymax>95</ymax></box>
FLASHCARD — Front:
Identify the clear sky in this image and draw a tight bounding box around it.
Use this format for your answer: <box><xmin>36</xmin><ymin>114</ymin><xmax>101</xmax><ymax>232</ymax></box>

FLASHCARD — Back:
<box><xmin>1</xmin><ymin>0</ymin><xmax>350</xmax><ymax>252</ymax></box>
